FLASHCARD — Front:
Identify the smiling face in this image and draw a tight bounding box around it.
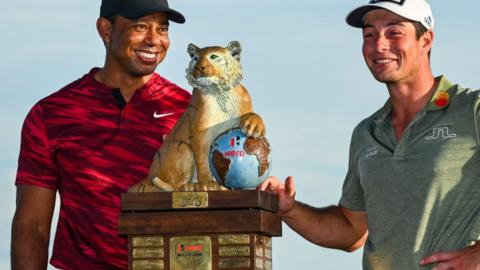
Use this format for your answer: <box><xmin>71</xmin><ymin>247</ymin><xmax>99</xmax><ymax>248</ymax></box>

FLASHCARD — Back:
<box><xmin>102</xmin><ymin>12</ymin><xmax>170</xmax><ymax>78</ymax></box>
<box><xmin>362</xmin><ymin>9</ymin><xmax>432</xmax><ymax>84</ymax></box>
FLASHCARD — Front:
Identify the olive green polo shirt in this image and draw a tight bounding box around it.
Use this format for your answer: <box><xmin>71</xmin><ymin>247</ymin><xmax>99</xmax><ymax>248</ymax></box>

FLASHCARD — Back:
<box><xmin>340</xmin><ymin>76</ymin><xmax>480</xmax><ymax>270</ymax></box>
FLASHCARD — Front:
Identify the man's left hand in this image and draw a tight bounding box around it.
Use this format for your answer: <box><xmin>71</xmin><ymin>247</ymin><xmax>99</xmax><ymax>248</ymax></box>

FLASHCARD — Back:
<box><xmin>420</xmin><ymin>241</ymin><xmax>480</xmax><ymax>269</ymax></box>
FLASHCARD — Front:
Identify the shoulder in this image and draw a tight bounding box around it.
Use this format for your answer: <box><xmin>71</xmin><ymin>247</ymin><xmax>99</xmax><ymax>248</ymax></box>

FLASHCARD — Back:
<box><xmin>352</xmin><ymin>105</ymin><xmax>386</xmax><ymax>137</ymax></box>
<box><xmin>23</xmin><ymin>69</ymin><xmax>99</xmax><ymax>127</ymax></box>
<box><xmin>435</xmin><ymin>75</ymin><xmax>478</xmax><ymax>102</ymax></box>
<box><xmin>450</xmin><ymin>83</ymin><xmax>479</xmax><ymax>100</ymax></box>
<box><xmin>350</xmin><ymin>119</ymin><xmax>372</xmax><ymax>149</ymax></box>
<box><xmin>346</xmin><ymin>102</ymin><xmax>390</xmax><ymax>155</ymax></box>
<box><xmin>37</xmin><ymin>69</ymin><xmax>98</xmax><ymax>107</ymax></box>
<box><xmin>443</xmin><ymin>79</ymin><xmax>480</xmax><ymax>113</ymax></box>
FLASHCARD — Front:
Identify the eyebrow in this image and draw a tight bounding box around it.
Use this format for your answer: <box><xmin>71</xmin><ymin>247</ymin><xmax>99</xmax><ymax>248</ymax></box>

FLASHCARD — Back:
<box><xmin>363</xmin><ymin>20</ymin><xmax>406</xmax><ymax>30</ymax></box>
<box><xmin>132</xmin><ymin>18</ymin><xmax>169</xmax><ymax>25</ymax></box>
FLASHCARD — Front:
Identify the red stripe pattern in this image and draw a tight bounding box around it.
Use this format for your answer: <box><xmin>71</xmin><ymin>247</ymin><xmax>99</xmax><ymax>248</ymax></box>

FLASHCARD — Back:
<box><xmin>16</xmin><ymin>68</ymin><xmax>191</xmax><ymax>269</ymax></box>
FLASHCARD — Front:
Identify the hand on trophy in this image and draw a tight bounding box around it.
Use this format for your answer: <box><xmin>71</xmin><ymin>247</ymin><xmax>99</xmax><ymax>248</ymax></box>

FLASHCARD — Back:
<box><xmin>259</xmin><ymin>176</ymin><xmax>296</xmax><ymax>216</ymax></box>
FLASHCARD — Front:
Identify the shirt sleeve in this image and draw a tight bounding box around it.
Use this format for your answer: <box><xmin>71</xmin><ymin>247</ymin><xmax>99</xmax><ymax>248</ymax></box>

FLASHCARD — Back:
<box><xmin>339</xmin><ymin>127</ymin><xmax>365</xmax><ymax>211</ymax></box>
<box><xmin>15</xmin><ymin>103</ymin><xmax>58</xmax><ymax>190</ymax></box>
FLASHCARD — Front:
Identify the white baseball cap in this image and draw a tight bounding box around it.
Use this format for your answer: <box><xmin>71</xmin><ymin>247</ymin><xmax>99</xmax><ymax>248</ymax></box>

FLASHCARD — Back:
<box><xmin>346</xmin><ymin>0</ymin><xmax>434</xmax><ymax>30</ymax></box>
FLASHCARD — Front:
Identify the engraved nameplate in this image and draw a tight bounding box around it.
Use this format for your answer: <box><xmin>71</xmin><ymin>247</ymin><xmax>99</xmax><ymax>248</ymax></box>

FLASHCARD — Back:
<box><xmin>133</xmin><ymin>248</ymin><xmax>164</xmax><ymax>259</ymax></box>
<box><xmin>218</xmin><ymin>258</ymin><xmax>251</xmax><ymax>269</ymax></box>
<box><xmin>132</xmin><ymin>259</ymin><xmax>164</xmax><ymax>270</ymax></box>
<box><xmin>265</xmin><ymin>260</ymin><xmax>272</xmax><ymax>270</ymax></box>
<box><xmin>255</xmin><ymin>246</ymin><xmax>263</xmax><ymax>257</ymax></box>
<box><xmin>133</xmin><ymin>237</ymin><xmax>164</xmax><ymax>247</ymax></box>
<box><xmin>265</xmin><ymin>248</ymin><xmax>272</xmax><ymax>259</ymax></box>
<box><xmin>218</xmin><ymin>234</ymin><xmax>250</xmax><ymax>245</ymax></box>
<box><xmin>255</xmin><ymin>258</ymin><xmax>264</xmax><ymax>269</ymax></box>
<box><xmin>264</xmin><ymin>237</ymin><xmax>272</xmax><ymax>248</ymax></box>
<box><xmin>256</xmin><ymin>235</ymin><xmax>272</xmax><ymax>248</ymax></box>
<box><xmin>172</xmin><ymin>192</ymin><xmax>208</xmax><ymax>209</ymax></box>
<box><xmin>219</xmin><ymin>246</ymin><xmax>250</xmax><ymax>257</ymax></box>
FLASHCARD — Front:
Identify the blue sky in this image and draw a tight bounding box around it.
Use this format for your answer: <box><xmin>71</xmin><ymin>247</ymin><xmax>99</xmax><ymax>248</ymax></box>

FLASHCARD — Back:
<box><xmin>1</xmin><ymin>1</ymin><xmax>479</xmax><ymax>269</ymax></box>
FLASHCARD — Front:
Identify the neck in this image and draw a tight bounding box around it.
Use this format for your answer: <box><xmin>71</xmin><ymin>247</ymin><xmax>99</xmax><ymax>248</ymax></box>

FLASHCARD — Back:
<box><xmin>94</xmin><ymin>66</ymin><xmax>153</xmax><ymax>102</ymax></box>
<box><xmin>386</xmin><ymin>67</ymin><xmax>437</xmax><ymax>140</ymax></box>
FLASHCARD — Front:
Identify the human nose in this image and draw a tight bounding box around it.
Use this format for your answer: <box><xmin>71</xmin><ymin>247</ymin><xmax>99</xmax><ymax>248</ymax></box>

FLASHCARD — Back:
<box><xmin>144</xmin><ymin>28</ymin><xmax>163</xmax><ymax>45</ymax></box>
<box><xmin>374</xmin><ymin>34</ymin><xmax>389</xmax><ymax>52</ymax></box>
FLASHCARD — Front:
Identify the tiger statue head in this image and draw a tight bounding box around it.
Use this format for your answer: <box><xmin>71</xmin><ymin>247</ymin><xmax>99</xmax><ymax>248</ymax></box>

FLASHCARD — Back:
<box><xmin>185</xmin><ymin>41</ymin><xmax>243</xmax><ymax>93</ymax></box>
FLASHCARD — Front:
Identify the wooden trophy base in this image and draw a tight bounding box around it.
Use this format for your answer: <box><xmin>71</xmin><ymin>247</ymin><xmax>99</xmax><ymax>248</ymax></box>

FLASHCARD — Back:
<box><xmin>119</xmin><ymin>190</ymin><xmax>282</xmax><ymax>270</ymax></box>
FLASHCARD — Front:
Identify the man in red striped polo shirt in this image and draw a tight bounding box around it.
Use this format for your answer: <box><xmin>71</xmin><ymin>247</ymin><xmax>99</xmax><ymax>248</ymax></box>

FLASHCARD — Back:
<box><xmin>11</xmin><ymin>0</ymin><xmax>190</xmax><ymax>269</ymax></box>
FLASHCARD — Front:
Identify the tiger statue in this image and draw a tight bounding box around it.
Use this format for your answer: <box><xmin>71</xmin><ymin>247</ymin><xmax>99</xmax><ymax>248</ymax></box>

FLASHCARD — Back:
<box><xmin>128</xmin><ymin>41</ymin><xmax>266</xmax><ymax>192</ymax></box>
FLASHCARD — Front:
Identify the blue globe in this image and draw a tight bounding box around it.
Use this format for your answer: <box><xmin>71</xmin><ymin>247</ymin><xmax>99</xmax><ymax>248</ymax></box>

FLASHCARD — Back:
<box><xmin>209</xmin><ymin>128</ymin><xmax>272</xmax><ymax>189</ymax></box>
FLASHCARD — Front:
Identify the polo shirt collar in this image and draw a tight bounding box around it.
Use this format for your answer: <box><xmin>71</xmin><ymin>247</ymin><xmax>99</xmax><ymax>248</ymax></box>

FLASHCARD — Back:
<box><xmin>87</xmin><ymin>67</ymin><xmax>163</xmax><ymax>96</ymax></box>
<box><xmin>373</xmin><ymin>75</ymin><xmax>454</xmax><ymax>124</ymax></box>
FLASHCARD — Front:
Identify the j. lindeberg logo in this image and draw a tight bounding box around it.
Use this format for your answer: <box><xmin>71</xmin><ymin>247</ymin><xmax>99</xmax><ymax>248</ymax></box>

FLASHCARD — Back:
<box><xmin>364</xmin><ymin>147</ymin><xmax>379</xmax><ymax>159</ymax></box>
<box><xmin>153</xmin><ymin>112</ymin><xmax>175</xmax><ymax>119</ymax></box>
<box><xmin>369</xmin><ymin>0</ymin><xmax>405</xmax><ymax>5</ymax></box>
<box><xmin>425</xmin><ymin>127</ymin><xmax>457</xmax><ymax>141</ymax></box>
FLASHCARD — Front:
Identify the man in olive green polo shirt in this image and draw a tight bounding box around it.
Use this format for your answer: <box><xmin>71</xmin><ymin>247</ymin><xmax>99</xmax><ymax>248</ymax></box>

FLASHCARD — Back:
<box><xmin>260</xmin><ymin>0</ymin><xmax>480</xmax><ymax>269</ymax></box>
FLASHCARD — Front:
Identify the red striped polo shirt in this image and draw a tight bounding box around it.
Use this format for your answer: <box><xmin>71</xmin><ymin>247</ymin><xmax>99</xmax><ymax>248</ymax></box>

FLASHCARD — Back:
<box><xmin>16</xmin><ymin>68</ymin><xmax>191</xmax><ymax>269</ymax></box>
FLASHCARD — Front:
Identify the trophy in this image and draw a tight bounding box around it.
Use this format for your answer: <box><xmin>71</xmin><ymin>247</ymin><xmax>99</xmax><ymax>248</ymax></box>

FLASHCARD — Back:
<box><xmin>119</xmin><ymin>41</ymin><xmax>281</xmax><ymax>270</ymax></box>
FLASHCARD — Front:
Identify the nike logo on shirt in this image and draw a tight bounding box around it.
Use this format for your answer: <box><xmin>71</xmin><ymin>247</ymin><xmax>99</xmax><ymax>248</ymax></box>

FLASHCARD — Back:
<box><xmin>153</xmin><ymin>112</ymin><xmax>176</xmax><ymax>119</ymax></box>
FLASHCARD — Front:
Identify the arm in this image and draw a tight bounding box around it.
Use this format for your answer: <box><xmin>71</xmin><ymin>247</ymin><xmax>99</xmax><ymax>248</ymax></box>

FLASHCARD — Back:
<box><xmin>11</xmin><ymin>185</ymin><xmax>56</xmax><ymax>270</ymax></box>
<box><xmin>259</xmin><ymin>176</ymin><xmax>368</xmax><ymax>252</ymax></box>
<box><xmin>284</xmin><ymin>200</ymin><xmax>368</xmax><ymax>251</ymax></box>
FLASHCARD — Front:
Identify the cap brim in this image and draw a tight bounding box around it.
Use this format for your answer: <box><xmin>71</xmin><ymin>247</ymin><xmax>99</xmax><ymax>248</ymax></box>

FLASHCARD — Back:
<box><xmin>165</xmin><ymin>10</ymin><xmax>186</xmax><ymax>24</ymax></box>
<box><xmin>120</xmin><ymin>7</ymin><xmax>186</xmax><ymax>23</ymax></box>
<box><xmin>346</xmin><ymin>5</ymin><xmax>382</xmax><ymax>28</ymax></box>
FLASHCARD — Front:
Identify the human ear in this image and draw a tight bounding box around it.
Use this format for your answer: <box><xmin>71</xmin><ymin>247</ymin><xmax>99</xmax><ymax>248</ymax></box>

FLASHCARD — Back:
<box><xmin>421</xmin><ymin>30</ymin><xmax>434</xmax><ymax>55</ymax></box>
<box><xmin>96</xmin><ymin>17</ymin><xmax>113</xmax><ymax>46</ymax></box>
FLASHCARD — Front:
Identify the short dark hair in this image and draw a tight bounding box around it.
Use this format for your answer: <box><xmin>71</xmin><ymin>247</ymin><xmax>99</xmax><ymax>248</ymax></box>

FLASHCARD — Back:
<box><xmin>411</xmin><ymin>21</ymin><xmax>431</xmax><ymax>57</ymax></box>
<box><xmin>412</xmin><ymin>21</ymin><xmax>428</xmax><ymax>40</ymax></box>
